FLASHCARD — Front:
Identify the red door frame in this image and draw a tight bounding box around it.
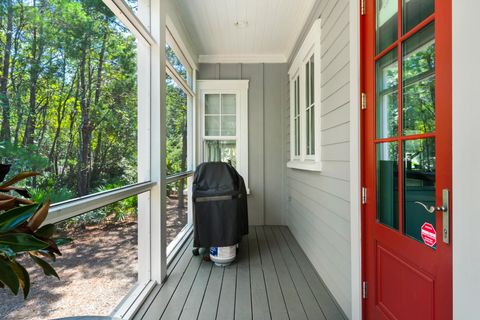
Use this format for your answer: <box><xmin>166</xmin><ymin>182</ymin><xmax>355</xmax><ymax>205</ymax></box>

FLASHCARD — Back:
<box><xmin>360</xmin><ymin>0</ymin><xmax>452</xmax><ymax>319</ymax></box>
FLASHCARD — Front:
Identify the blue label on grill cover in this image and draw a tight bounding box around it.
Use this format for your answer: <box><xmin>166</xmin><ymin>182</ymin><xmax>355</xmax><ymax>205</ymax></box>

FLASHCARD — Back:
<box><xmin>210</xmin><ymin>247</ymin><xmax>218</xmax><ymax>256</ymax></box>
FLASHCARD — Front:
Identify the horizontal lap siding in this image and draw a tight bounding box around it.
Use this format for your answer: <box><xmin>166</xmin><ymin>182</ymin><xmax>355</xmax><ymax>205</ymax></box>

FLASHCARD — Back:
<box><xmin>286</xmin><ymin>0</ymin><xmax>351</xmax><ymax>317</ymax></box>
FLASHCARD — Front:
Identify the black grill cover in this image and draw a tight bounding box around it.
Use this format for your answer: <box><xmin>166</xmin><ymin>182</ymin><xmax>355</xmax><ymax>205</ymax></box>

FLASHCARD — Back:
<box><xmin>192</xmin><ymin>162</ymin><xmax>248</xmax><ymax>247</ymax></box>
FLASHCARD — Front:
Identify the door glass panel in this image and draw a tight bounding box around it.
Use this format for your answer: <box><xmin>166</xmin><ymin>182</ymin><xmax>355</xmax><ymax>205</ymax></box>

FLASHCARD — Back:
<box><xmin>376</xmin><ymin>142</ymin><xmax>399</xmax><ymax>230</ymax></box>
<box><xmin>205</xmin><ymin>94</ymin><xmax>220</xmax><ymax>114</ymax></box>
<box><xmin>204</xmin><ymin>140</ymin><xmax>237</xmax><ymax>167</ymax></box>
<box><xmin>403</xmin><ymin>23</ymin><xmax>435</xmax><ymax>136</ymax></box>
<box><xmin>376</xmin><ymin>48</ymin><xmax>398</xmax><ymax>139</ymax></box>
<box><xmin>222</xmin><ymin>94</ymin><xmax>236</xmax><ymax>114</ymax></box>
<box><xmin>403</xmin><ymin>138</ymin><xmax>436</xmax><ymax>248</ymax></box>
<box><xmin>376</xmin><ymin>0</ymin><xmax>398</xmax><ymax>53</ymax></box>
<box><xmin>205</xmin><ymin>115</ymin><xmax>220</xmax><ymax>136</ymax></box>
<box><xmin>403</xmin><ymin>0</ymin><xmax>434</xmax><ymax>34</ymax></box>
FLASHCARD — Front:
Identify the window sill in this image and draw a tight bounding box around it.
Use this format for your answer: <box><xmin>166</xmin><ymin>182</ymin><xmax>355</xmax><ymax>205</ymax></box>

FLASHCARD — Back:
<box><xmin>287</xmin><ymin>160</ymin><xmax>322</xmax><ymax>172</ymax></box>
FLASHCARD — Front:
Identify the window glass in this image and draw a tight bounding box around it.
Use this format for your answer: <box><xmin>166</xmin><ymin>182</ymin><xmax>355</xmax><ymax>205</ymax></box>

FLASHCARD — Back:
<box><xmin>166</xmin><ymin>43</ymin><xmax>191</xmax><ymax>87</ymax></box>
<box><xmin>376</xmin><ymin>142</ymin><xmax>399</xmax><ymax>230</ymax></box>
<box><xmin>0</xmin><ymin>0</ymin><xmax>138</xmax><ymax>204</ymax></box>
<box><xmin>402</xmin><ymin>23</ymin><xmax>435</xmax><ymax>136</ymax></box>
<box><xmin>376</xmin><ymin>48</ymin><xmax>399</xmax><ymax>139</ymax></box>
<box><xmin>376</xmin><ymin>0</ymin><xmax>398</xmax><ymax>53</ymax></box>
<box><xmin>204</xmin><ymin>94</ymin><xmax>236</xmax><ymax>137</ymax></box>
<box><xmin>294</xmin><ymin>77</ymin><xmax>300</xmax><ymax>157</ymax></box>
<box><xmin>403</xmin><ymin>0</ymin><xmax>434</xmax><ymax>34</ymax></box>
<box><xmin>204</xmin><ymin>140</ymin><xmax>237</xmax><ymax>167</ymax></box>
<box><xmin>306</xmin><ymin>56</ymin><xmax>315</xmax><ymax>156</ymax></box>
<box><xmin>0</xmin><ymin>194</ymin><xmax>142</xmax><ymax>319</ymax></box>
<box><xmin>205</xmin><ymin>94</ymin><xmax>220</xmax><ymax>114</ymax></box>
<box><xmin>166</xmin><ymin>74</ymin><xmax>189</xmax><ymax>176</ymax></box>
<box><xmin>403</xmin><ymin>138</ymin><xmax>436</xmax><ymax>248</ymax></box>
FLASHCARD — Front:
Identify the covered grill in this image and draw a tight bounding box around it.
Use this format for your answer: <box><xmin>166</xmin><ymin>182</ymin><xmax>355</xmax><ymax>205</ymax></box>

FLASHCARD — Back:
<box><xmin>192</xmin><ymin>162</ymin><xmax>248</xmax><ymax>249</ymax></box>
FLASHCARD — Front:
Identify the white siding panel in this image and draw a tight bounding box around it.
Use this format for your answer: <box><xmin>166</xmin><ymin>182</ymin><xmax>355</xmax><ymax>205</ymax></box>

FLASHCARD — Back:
<box><xmin>286</xmin><ymin>0</ymin><xmax>351</xmax><ymax>317</ymax></box>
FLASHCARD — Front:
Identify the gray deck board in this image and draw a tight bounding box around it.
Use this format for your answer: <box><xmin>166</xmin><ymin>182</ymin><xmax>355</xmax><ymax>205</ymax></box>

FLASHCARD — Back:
<box><xmin>264</xmin><ymin>226</ymin><xmax>308</xmax><ymax>320</ymax></box>
<box><xmin>216</xmin><ymin>263</ymin><xmax>238</xmax><ymax>319</ymax></box>
<box><xmin>279</xmin><ymin>227</ymin><xmax>346</xmax><ymax>320</ymax></box>
<box><xmin>134</xmin><ymin>226</ymin><xmax>345</xmax><ymax>320</ymax></box>
<box><xmin>248</xmin><ymin>226</ymin><xmax>271</xmax><ymax>320</ymax></box>
<box><xmin>234</xmin><ymin>236</ymin><xmax>252</xmax><ymax>320</ymax></box>
<box><xmin>272</xmin><ymin>227</ymin><xmax>326</xmax><ymax>320</ymax></box>
<box><xmin>256</xmin><ymin>227</ymin><xmax>289</xmax><ymax>320</ymax></box>
<box><xmin>179</xmin><ymin>260</ymin><xmax>212</xmax><ymax>320</ymax></box>
<box><xmin>197</xmin><ymin>262</ymin><xmax>224</xmax><ymax>320</ymax></box>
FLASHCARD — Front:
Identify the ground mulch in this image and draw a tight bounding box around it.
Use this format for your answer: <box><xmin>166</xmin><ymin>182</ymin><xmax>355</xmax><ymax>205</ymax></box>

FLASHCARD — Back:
<box><xmin>0</xmin><ymin>197</ymin><xmax>187</xmax><ymax>320</ymax></box>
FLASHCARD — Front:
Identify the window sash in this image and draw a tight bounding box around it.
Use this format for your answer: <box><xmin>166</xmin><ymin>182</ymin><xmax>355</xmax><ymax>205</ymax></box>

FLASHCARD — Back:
<box><xmin>288</xmin><ymin>19</ymin><xmax>321</xmax><ymax>170</ymax></box>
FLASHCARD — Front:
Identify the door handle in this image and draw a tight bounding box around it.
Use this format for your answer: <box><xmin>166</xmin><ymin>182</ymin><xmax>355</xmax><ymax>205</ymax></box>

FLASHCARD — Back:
<box><xmin>414</xmin><ymin>201</ymin><xmax>447</xmax><ymax>214</ymax></box>
<box><xmin>413</xmin><ymin>189</ymin><xmax>450</xmax><ymax>244</ymax></box>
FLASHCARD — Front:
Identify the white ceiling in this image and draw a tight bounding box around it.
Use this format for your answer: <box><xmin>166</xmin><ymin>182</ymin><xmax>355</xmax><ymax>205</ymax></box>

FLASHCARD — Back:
<box><xmin>174</xmin><ymin>0</ymin><xmax>316</xmax><ymax>63</ymax></box>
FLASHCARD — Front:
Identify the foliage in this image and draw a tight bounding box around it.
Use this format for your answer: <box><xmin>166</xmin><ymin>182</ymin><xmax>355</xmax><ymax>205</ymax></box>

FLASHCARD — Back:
<box><xmin>0</xmin><ymin>164</ymin><xmax>72</xmax><ymax>298</ymax></box>
<box><xmin>0</xmin><ymin>0</ymin><xmax>138</xmax><ymax>203</ymax></box>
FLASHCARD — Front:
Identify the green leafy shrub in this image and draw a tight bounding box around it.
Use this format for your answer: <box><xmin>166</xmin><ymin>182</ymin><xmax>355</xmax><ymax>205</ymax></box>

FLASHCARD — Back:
<box><xmin>0</xmin><ymin>164</ymin><xmax>72</xmax><ymax>298</ymax></box>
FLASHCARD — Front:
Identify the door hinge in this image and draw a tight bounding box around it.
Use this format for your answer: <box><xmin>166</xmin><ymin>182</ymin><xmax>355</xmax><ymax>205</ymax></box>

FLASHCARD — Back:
<box><xmin>362</xmin><ymin>281</ymin><xmax>368</xmax><ymax>299</ymax></box>
<box><xmin>361</xmin><ymin>92</ymin><xmax>367</xmax><ymax>110</ymax></box>
<box><xmin>361</xmin><ymin>187</ymin><xmax>367</xmax><ymax>204</ymax></box>
<box><xmin>361</xmin><ymin>0</ymin><xmax>366</xmax><ymax>15</ymax></box>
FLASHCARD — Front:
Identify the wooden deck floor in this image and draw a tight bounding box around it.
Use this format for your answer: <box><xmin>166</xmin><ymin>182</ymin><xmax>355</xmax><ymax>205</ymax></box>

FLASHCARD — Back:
<box><xmin>134</xmin><ymin>226</ymin><xmax>346</xmax><ymax>320</ymax></box>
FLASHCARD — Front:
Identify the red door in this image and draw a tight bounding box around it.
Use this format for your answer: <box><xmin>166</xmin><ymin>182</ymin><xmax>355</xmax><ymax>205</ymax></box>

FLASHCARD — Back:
<box><xmin>362</xmin><ymin>0</ymin><xmax>452</xmax><ymax>319</ymax></box>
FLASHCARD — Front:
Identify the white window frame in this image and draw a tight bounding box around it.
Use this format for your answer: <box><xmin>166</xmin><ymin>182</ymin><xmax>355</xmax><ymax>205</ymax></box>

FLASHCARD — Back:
<box><xmin>197</xmin><ymin>80</ymin><xmax>250</xmax><ymax>193</ymax></box>
<box><xmin>287</xmin><ymin>19</ymin><xmax>322</xmax><ymax>171</ymax></box>
<box><xmin>164</xmin><ymin>18</ymin><xmax>197</xmax><ymax>257</ymax></box>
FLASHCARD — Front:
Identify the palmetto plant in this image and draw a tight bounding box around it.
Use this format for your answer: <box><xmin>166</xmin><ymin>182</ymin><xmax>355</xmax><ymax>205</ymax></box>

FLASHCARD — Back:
<box><xmin>0</xmin><ymin>164</ymin><xmax>71</xmax><ymax>298</ymax></box>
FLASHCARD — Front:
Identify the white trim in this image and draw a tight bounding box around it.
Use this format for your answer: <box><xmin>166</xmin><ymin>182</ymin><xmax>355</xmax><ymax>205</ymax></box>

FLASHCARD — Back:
<box><xmin>286</xmin><ymin>161</ymin><xmax>322</xmax><ymax>172</ymax></box>
<box><xmin>349</xmin><ymin>0</ymin><xmax>362</xmax><ymax>319</ymax></box>
<box><xmin>102</xmin><ymin>0</ymin><xmax>156</xmax><ymax>46</ymax></box>
<box><xmin>44</xmin><ymin>182</ymin><xmax>155</xmax><ymax>225</ymax></box>
<box><xmin>198</xmin><ymin>54</ymin><xmax>287</xmax><ymax>64</ymax></box>
<box><xmin>288</xmin><ymin>19</ymin><xmax>322</xmax><ymax>171</ymax></box>
<box><xmin>148</xmin><ymin>0</ymin><xmax>167</xmax><ymax>284</ymax></box>
<box><xmin>197</xmin><ymin>80</ymin><xmax>250</xmax><ymax>192</ymax></box>
<box><xmin>166</xmin><ymin>60</ymin><xmax>195</xmax><ymax>97</ymax></box>
<box><xmin>166</xmin><ymin>224</ymin><xmax>193</xmax><ymax>263</ymax></box>
<box><xmin>111</xmin><ymin>280</ymin><xmax>156</xmax><ymax>319</ymax></box>
<box><xmin>289</xmin><ymin>19</ymin><xmax>321</xmax><ymax>76</ymax></box>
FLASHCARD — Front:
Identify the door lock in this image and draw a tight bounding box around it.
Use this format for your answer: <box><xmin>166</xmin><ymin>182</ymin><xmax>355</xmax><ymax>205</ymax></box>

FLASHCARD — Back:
<box><xmin>413</xmin><ymin>189</ymin><xmax>450</xmax><ymax>244</ymax></box>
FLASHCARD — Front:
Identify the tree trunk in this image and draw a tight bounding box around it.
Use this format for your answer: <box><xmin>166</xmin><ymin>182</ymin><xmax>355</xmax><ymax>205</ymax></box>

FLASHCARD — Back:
<box><xmin>23</xmin><ymin>1</ymin><xmax>44</xmax><ymax>146</ymax></box>
<box><xmin>77</xmin><ymin>40</ymin><xmax>91</xmax><ymax>196</ymax></box>
<box><xmin>177</xmin><ymin>125</ymin><xmax>188</xmax><ymax>209</ymax></box>
<box><xmin>0</xmin><ymin>0</ymin><xmax>13</xmax><ymax>141</ymax></box>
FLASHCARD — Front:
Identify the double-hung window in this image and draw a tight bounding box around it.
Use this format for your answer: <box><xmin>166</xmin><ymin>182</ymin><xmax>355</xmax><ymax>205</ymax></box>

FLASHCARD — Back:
<box><xmin>287</xmin><ymin>19</ymin><xmax>321</xmax><ymax>171</ymax></box>
<box><xmin>197</xmin><ymin>80</ymin><xmax>249</xmax><ymax>192</ymax></box>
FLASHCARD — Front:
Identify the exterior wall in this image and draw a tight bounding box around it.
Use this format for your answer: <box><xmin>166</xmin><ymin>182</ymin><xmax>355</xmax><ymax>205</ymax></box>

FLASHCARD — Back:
<box><xmin>285</xmin><ymin>0</ymin><xmax>352</xmax><ymax>317</ymax></box>
<box><xmin>452</xmin><ymin>1</ymin><xmax>480</xmax><ymax>318</ymax></box>
<box><xmin>197</xmin><ymin>63</ymin><xmax>288</xmax><ymax>226</ymax></box>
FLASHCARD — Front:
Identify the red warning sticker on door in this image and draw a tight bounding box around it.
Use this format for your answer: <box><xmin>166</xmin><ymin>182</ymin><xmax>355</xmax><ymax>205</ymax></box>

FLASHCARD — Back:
<box><xmin>421</xmin><ymin>223</ymin><xmax>437</xmax><ymax>247</ymax></box>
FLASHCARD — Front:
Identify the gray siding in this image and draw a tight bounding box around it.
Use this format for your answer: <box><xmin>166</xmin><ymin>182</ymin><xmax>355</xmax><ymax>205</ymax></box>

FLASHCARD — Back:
<box><xmin>285</xmin><ymin>0</ymin><xmax>351</xmax><ymax>317</ymax></box>
<box><xmin>198</xmin><ymin>63</ymin><xmax>288</xmax><ymax>226</ymax></box>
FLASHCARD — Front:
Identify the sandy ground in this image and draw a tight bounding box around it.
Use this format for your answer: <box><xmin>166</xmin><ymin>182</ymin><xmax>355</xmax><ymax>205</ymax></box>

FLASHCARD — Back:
<box><xmin>0</xmin><ymin>197</ymin><xmax>187</xmax><ymax>320</ymax></box>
